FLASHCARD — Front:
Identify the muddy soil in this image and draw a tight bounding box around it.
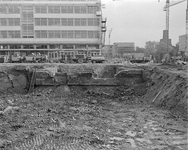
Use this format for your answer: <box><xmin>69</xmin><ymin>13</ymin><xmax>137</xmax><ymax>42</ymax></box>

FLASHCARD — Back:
<box><xmin>0</xmin><ymin>85</ymin><xmax>187</xmax><ymax>150</ymax></box>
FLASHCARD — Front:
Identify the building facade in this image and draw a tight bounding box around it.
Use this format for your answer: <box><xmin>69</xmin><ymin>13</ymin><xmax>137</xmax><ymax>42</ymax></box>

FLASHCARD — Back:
<box><xmin>0</xmin><ymin>0</ymin><xmax>105</xmax><ymax>59</ymax></box>
<box><xmin>112</xmin><ymin>42</ymin><xmax>135</xmax><ymax>58</ymax></box>
<box><xmin>179</xmin><ymin>34</ymin><xmax>188</xmax><ymax>56</ymax></box>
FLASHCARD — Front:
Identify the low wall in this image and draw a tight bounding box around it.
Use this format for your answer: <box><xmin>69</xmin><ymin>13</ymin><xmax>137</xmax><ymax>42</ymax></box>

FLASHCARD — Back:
<box><xmin>0</xmin><ymin>64</ymin><xmax>144</xmax><ymax>93</ymax></box>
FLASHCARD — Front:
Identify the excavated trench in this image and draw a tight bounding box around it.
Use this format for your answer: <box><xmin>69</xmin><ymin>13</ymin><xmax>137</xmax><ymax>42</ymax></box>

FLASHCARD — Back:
<box><xmin>0</xmin><ymin>64</ymin><xmax>187</xmax><ymax>150</ymax></box>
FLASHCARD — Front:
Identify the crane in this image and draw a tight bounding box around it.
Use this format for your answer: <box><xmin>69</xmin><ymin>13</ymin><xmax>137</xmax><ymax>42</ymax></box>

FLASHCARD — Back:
<box><xmin>163</xmin><ymin>0</ymin><xmax>187</xmax><ymax>52</ymax></box>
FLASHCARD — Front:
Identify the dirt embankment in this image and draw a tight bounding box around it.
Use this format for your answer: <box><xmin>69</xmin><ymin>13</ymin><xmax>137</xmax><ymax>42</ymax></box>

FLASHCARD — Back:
<box><xmin>143</xmin><ymin>66</ymin><xmax>188</xmax><ymax>119</ymax></box>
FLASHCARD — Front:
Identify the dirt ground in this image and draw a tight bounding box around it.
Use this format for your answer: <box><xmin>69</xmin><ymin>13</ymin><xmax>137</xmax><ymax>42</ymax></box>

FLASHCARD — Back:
<box><xmin>0</xmin><ymin>84</ymin><xmax>187</xmax><ymax>150</ymax></box>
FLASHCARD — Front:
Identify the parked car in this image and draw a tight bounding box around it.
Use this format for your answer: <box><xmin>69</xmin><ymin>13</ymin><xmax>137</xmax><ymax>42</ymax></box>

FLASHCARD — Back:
<box><xmin>91</xmin><ymin>55</ymin><xmax>106</xmax><ymax>63</ymax></box>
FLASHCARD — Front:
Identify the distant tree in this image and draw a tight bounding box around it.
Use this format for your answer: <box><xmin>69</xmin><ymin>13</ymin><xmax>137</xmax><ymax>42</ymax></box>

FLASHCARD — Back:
<box><xmin>155</xmin><ymin>43</ymin><xmax>165</xmax><ymax>62</ymax></box>
<box><xmin>135</xmin><ymin>46</ymin><xmax>146</xmax><ymax>53</ymax></box>
<box><xmin>145</xmin><ymin>41</ymin><xmax>158</xmax><ymax>56</ymax></box>
<box><xmin>169</xmin><ymin>44</ymin><xmax>179</xmax><ymax>57</ymax></box>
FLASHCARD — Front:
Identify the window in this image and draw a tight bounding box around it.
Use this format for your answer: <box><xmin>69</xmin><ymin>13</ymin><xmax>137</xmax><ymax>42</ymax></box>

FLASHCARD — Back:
<box><xmin>14</xmin><ymin>5</ymin><xmax>20</xmax><ymax>13</ymax></box>
<box><xmin>88</xmin><ymin>18</ymin><xmax>99</xmax><ymax>26</ymax></box>
<box><xmin>61</xmin><ymin>18</ymin><xmax>67</xmax><ymax>26</ymax></box>
<box><xmin>28</xmin><ymin>25</ymin><xmax>34</xmax><ymax>31</ymax></box>
<box><xmin>41</xmin><ymin>30</ymin><xmax>47</xmax><ymax>38</ymax></box>
<box><xmin>48</xmin><ymin>31</ymin><xmax>60</xmax><ymax>38</ymax></box>
<box><xmin>35</xmin><ymin>6</ymin><xmax>40</xmax><ymax>13</ymax></box>
<box><xmin>88</xmin><ymin>18</ymin><xmax>93</xmax><ymax>26</ymax></box>
<box><xmin>61</xmin><ymin>6</ymin><xmax>67</xmax><ymax>13</ymax></box>
<box><xmin>8</xmin><ymin>6</ymin><xmax>14</xmax><ymax>13</ymax></box>
<box><xmin>35</xmin><ymin>18</ymin><xmax>40</xmax><ymax>26</ymax></box>
<box><xmin>62</xmin><ymin>31</ymin><xmax>67</xmax><ymax>38</ymax></box>
<box><xmin>68</xmin><ymin>18</ymin><xmax>73</xmax><ymax>26</ymax></box>
<box><xmin>54</xmin><ymin>18</ymin><xmax>60</xmax><ymax>26</ymax></box>
<box><xmin>7</xmin><ymin>5</ymin><xmax>20</xmax><ymax>14</ymax></box>
<box><xmin>8</xmin><ymin>31</ymin><xmax>20</xmax><ymax>38</ymax></box>
<box><xmin>48</xmin><ymin>18</ymin><xmax>60</xmax><ymax>26</ymax></box>
<box><xmin>68</xmin><ymin>30</ymin><xmax>74</xmax><ymax>38</ymax></box>
<box><xmin>41</xmin><ymin>5</ymin><xmax>47</xmax><ymax>13</ymax></box>
<box><xmin>80</xmin><ymin>6</ymin><xmax>86</xmax><ymax>13</ymax></box>
<box><xmin>94</xmin><ymin>31</ymin><xmax>99</xmax><ymax>38</ymax></box>
<box><xmin>88</xmin><ymin>31</ymin><xmax>93</xmax><ymax>38</ymax></box>
<box><xmin>0</xmin><ymin>18</ymin><xmax>7</xmax><ymax>26</ymax></box>
<box><xmin>81</xmin><ymin>31</ymin><xmax>87</xmax><ymax>38</ymax></box>
<box><xmin>87</xmin><ymin>6</ymin><xmax>97</xmax><ymax>14</ymax></box>
<box><xmin>94</xmin><ymin>18</ymin><xmax>99</xmax><ymax>26</ymax></box>
<box><xmin>35</xmin><ymin>18</ymin><xmax>47</xmax><ymax>26</ymax></box>
<box><xmin>81</xmin><ymin>18</ymin><xmax>86</xmax><ymax>26</ymax></box>
<box><xmin>54</xmin><ymin>6</ymin><xmax>60</xmax><ymax>13</ymax></box>
<box><xmin>48</xmin><ymin>31</ymin><xmax>54</xmax><ymax>38</ymax></box>
<box><xmin>61</xmin><ymin>6</ymin><xmax>73</xmax><ymax>13</ymax></box>
<box><xmin>74</xmin><ymin>6</ymin><xmax>80</xmax><ymax>13</ymax></box>
<box><xmin>75</xmin><ymin>18</ymin><xmax>81</xmax><ymax>26</ymax></box>
<box><xmin>41</xmin><ymin>18</ymin><xmax>47</xmax><ymax>26</ymax></box>
<box><xmin>75</xmin><ymin>31</ymin><xmax>81</xmax><ymax>38</ymax></box>
<box><xmin>67</xmin><ymin>6</ymin><xmax>73</xmax><ymax>13</ymax></box>
<box><xmin>48</xmin><ymin>18</ymin><xmax>53</xmax><ymax>26</ymax></box>
<box><xmin>14</xmin><ymin>18</ymin><xmax>20</xmax><ymax>26</ymax></box>
<box><xmin>0</xmin><ymin>5</ymin><xmax>6</xmax><ymax>14</ymax></box>
<box><xmin>74</xmin><ymin>6</ymin><xmax>86</xmax><ymax>13</ymax></box>
<box><xmin>48</xmin><ymin>6</ymin><xmax>53</xmax><ymax>13</ymax></box>
<box><xmin>22</xmin><ymin>24</ymin><xmax>34</xmax><ymax>38</ymax></box>
<box><xmin>54</xmin><ymin>30</ymin><xmax>60</xmax><ymax>38</ymax></box>
<box><xmin>62</xmin><ymin>18</ymin><xmax>73</xmax><ymax>26</ymax></box>
<box><xmin>48</xmin><ymin>5</ymin><xmax>60</xmax><ymax>13</ymax></box>
<box><xmin>0</xmin><ymin>31</ymin><xmax>7</xmax><ymax>38</ymax></box>
<box><xmin>8</xmin><ymin>18</ymin><xmax>14</xmax><ymax>26</ymax></box>
<box><xmin>35</xmin><ymin>31</ymin><xmax>40</xmax><ymax>38</ymax></box>
<box><xmin>14</xmin><ymin>31</ymin><xmax>20</xmax><ymax>38</ymax></box>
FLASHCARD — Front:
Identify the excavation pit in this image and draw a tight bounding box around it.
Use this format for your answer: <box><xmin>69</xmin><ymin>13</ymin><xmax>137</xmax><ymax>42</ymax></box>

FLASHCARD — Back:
<box><xmin>0</xmin><ymin>64</ymin><xmax>187</xmax><ymax>150</ymax></box>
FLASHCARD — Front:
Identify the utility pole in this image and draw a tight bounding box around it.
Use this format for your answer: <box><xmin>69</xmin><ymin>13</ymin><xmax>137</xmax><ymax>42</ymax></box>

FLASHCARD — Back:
<box><xmin>109</xmin><ymin>28</ymin><xmax>113</xmax><ymax>45</ymax></box>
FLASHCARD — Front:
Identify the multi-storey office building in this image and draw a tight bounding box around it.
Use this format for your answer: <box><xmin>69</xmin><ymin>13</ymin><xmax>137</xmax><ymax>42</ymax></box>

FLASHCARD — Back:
<box><xmin>0</xmin><ymin>0</ymin><xmax>106</xmax><ymax>59</ymax></box>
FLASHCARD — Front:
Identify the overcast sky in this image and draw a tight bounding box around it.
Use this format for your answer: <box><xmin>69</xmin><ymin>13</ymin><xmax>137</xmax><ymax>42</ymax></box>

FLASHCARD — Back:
<box><xmin>101</xmin><ymin>0</ymin><xmax>186</xmax><ymax>47</ymax></box>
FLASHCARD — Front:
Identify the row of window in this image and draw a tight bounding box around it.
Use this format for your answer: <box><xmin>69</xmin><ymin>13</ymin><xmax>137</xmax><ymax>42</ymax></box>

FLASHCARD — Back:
<box><xmin>0</xmin><ymin>18</ymin><xmax>20</xmax><ymax>26</ymax></box>
<box><xmin>0</xmin><ymin>44</ymin><xmax>99</xmax><ymax>50</ymax></box>
<box><xmin>0</xmin><ymin>5</ymin><xmax>20</xmax><ymax>14</ymax></box>
<box><xmin>35</xmin><ymin>18</ymin><xmax>99</xmax><ymax>26</ymax></box>
<box><xmin>35</xmin><ymin>30</ymin><xmax>99</xmax><ymax>38</ymax></box>
<box><xmin>0</xmin><ymin>30</ymin><xmax>99</xmax><ymax>38</ymax></box>
<box><xmin>0</xmin><ymin>18</ymin><xmax>99</xmax><ymax>26</ymax></box>
<box><xmin>0</xmin><ymin>5</ymin><xmax>98</xmax><ymax>14</ymax></box>
<box><xmin>0</xmin><ymin>31</ymin><xmax>20</xmax><ymax>38</ymax></box>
